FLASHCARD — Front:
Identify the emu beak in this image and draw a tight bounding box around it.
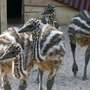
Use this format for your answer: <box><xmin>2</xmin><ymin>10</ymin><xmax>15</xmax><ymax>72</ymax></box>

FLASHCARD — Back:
<box><xmin>19</xmin><ymin>26</ymin><xmax>26</xmax><ymax>33</ymax></box>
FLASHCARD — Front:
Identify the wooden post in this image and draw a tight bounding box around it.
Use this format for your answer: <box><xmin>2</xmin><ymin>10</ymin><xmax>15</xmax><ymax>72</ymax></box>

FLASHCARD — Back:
<box><xmin>0</xmin><ymin>0</ymin><xmax>7</xmax><ymax>34</ymax></box>
<box><xmin>21</xmin><ymin>0</ymin><xmax>24</xmax><ymax>23</ymax></box>
<box><xmin>0</xmin><ymin>0</ymin><xmax>1</xmax><ymax>34</ymax></box>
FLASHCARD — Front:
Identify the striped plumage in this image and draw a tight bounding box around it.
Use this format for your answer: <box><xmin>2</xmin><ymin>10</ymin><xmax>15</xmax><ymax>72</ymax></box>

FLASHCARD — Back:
<box><xmin>68</xmin><ymin>10</ymin><xmax>90</xmax><ymax>80</ymax></box>
<box><xmin>68</xmin><ymin>10</ymin><xmax>90</xmax><ymax>47</ymax></box>
<box><xmin>0</xmin><ymin>27</ymin><xmax>32</xmax><ymax>80</ymax></box>
<box><xmin>0</xmin><ymin>26</ymin><xmax>33</xmax><ymax>89</ymax></box>
<box><xmin>69</xmin><ymin>10</ymin><xmax>90</xmax><ymax>35</ymax></box>
<box><xmin>41</xmin><ymin>4</ymin><xmax>60</xmax><ymax>29</ymax></box>
<box><xmin>19</xmin><ymin>18</ymin><xmax>65</xmax><ymax>90</ymax></box>
<box><xmin>41</xmin><ymin>11</ymin><xmax>60</xmax><ymax>29</ymax></box>
<box><xmin>39</xmin><ymin>24</ymin><xmax>65</xmax><ymax>61</ymax></box>
<box><xmin>19</xmin><ymin>19</ymin><xmax>65</xmax><ymax>62</ymax></box>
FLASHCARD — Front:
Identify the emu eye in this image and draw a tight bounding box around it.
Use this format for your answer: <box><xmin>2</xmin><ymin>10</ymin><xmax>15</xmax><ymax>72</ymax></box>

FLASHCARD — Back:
<box><xmin>12</xmin><ymin>51</ymin><xmax>15</xmax><ymax>54</ymax></box>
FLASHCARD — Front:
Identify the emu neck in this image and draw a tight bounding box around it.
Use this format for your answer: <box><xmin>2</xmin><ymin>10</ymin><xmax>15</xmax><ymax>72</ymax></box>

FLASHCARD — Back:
<box><xmin>31</xmin><ymin>28</ymin><xmax>40</xmax><ymax>59</ymax></box>
<box><xmin>31</xmin><ymin>28</ymin><xmax>44</xmax><ymax>61</ymax></box>
<box><xmin>31</xmin><ymin>40</ymin><xmax>37</xmax><ymax>60</ymax></box>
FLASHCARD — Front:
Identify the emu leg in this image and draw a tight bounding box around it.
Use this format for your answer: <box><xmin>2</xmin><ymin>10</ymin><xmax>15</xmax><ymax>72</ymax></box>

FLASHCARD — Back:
<box><xmin>39</xmin><ymin>70</ymin><xmax>43</xmax><ymax>90</ymax></box>
<box><xmin>35</xmin><ymin>69</ymin><xmax>40</xmax><ymax>84</ymax></box>
<box><xmin>69</xmin><ymin>35</ymin><xmax>78</xmax><ymax>77</ymax></box>
<box><xmin>3</xmin><ymin>75</ymin><xmax>11</xmax><ymax>90</ymax></box>
<box><xmin>82</xmin><ymin>48</ymin><xmax>90</xmax><ymax>80</ymax></box>
<box><xmin>0</xmin><ymin>75</ymin><xmax>4</xmax><ymax>89</ymax></box>
<box><xmin>47</xmin><ymin>73</ymin><xmax>55</xmax><ymax>90</ymax></box>
<box><xmin>19</xmin><ymin>80</ymin><xmax>27</xmax><ymax>90</ymax></box>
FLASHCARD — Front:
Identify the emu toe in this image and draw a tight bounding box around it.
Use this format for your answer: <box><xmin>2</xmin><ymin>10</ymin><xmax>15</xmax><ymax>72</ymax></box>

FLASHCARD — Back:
<box><xmin>82</xmin><ymin>75</ymin><xmax>88</xmax><ymax>80</ymax></box>
<box><xmin>4</xmin><ymin>82</ymin><xmax>11</xmax><ymax>90</ymax></box>
<box><xmin>72</xmin><ymin>63</ymin><xmax>78</xmax><ymax>77</ymax></box>
<box><xmin>19</xmin><ymin>80</ymin><xmax>27</xmax><ymax>90</ymax></box>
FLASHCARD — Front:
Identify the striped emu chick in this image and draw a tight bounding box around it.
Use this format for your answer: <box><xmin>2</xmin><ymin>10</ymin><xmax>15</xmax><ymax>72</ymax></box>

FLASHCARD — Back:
<box><xmin>69</xmin><ymin>10</ymin><xmax>90</xmax><ymax>47</ymax></box>
<box><xmin>19</xmin><ymin>18</ymin><xmax>65</xmax><ymax>90</ymax></box>
<box><xmin>41</xmin><ymin>4</ymin><xmax>60</xmax><ymax>29</ymax></box>
<box><xmin>0</xmin><ymin>31</ymin><xmax>21</xmax><ymax>88</ymax></box>
<box><xmin>68</xmin><ymin>10</ymin><xmax>90</xmax><ymax>80</ymax></box>
<box><xmin>0</xmin><ymin>42</ymin><xmax>21</xmax><ymax>76</ymax></box>
<box><xmin>0</xmin><ymin>27</ymin><xmax>32</xmax><ymax>89</ymax></box>
<box><xmin>7</xmin><ymin>27</ymin><xmax>32</xmax><ymax>79</ymax></box>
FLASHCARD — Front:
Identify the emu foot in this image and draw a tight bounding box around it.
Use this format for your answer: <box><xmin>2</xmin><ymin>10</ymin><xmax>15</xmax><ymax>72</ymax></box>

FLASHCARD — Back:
<box><xmin>34</xmin><ymin>78</ymin><xmax>39</xmax><ymax>84</ymax></box>
<box><xmin>39</xmin><ymin>85</ymin><xmax>43</xmax><ymax>90</ymax></box>
<box><xmin>82</xmin><ymin>75</ymin><xmax>88</xmax><ymax>81</ymax></box>
<box><xmin>34</xmin><ymin>70</ymin><xmax>40</xmax><ymax>84</ymax></box>
<box><xmin>47</xmin><ymin>76</ymin><xmax>55</xmax><ymax>90</ymax></box>
<box><xmin>4</xmin><ymin>82</ymin><xmax>11</xmax><ymax>90</ymax></box>
<box><xmin>82</xmin><ymin>77</ymin><xmax>88</xmax><ymax>81</ymax></box>
<box><xmin>72</xmin><ymin>63</ymin><xmax>78</xmax><ymax>77</ymax></box>
<box><xmin>19</xmin><ymin>80</ymin><xmax>27</xmax><ymax>90</ymax></box>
